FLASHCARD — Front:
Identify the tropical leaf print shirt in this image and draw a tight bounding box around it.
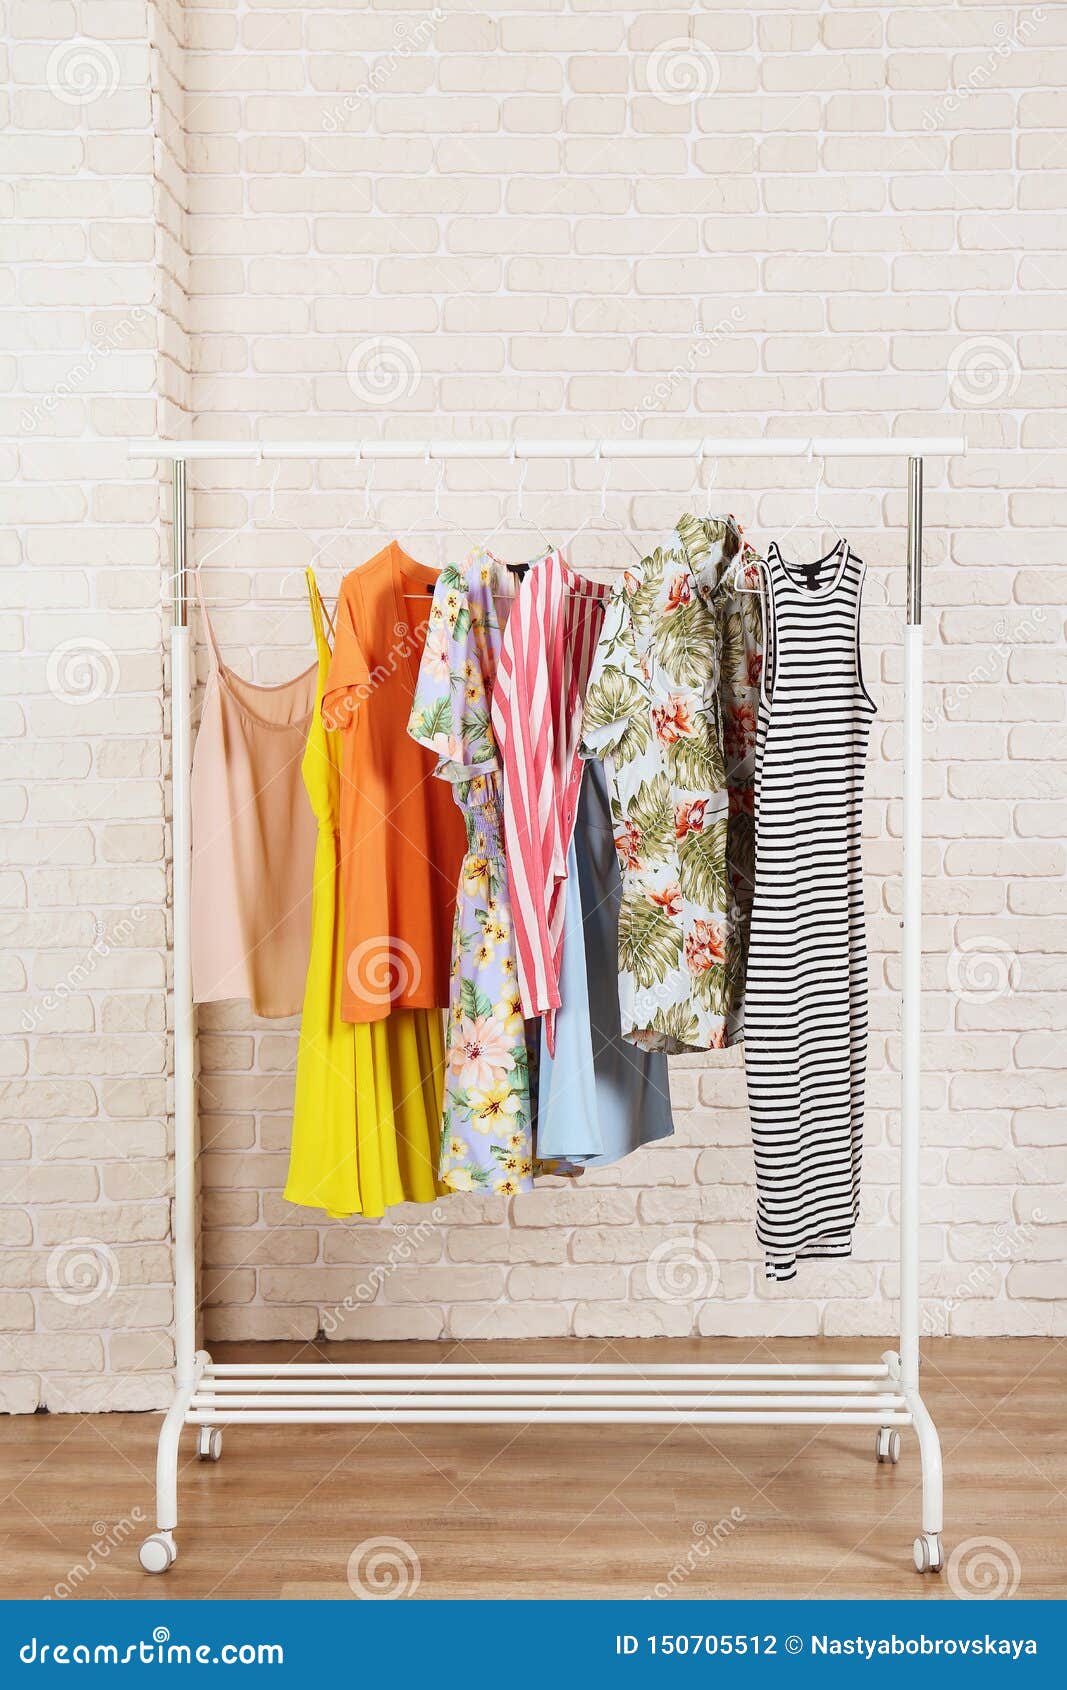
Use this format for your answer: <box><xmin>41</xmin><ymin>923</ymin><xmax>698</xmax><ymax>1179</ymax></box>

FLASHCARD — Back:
<box><xmin>579</xmin><ymin>514</ymin><xmax>763</xmax><ymax>1055</ymax></box>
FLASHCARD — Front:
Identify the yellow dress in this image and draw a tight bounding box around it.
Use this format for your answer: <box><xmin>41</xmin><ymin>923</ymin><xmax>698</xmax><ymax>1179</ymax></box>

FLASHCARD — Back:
<box><xmin>284</xmin><ymin>569</ymin><xmax>445</xmax><ymax>1218</ymax></box>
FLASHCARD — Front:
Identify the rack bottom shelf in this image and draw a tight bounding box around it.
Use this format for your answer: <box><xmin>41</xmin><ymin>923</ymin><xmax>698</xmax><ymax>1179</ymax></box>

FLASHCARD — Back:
<box><xmin>138</xmin><ymin>1349</ymin><xmax>945</xmax><ymax>1579</ymax></box>
<box><xmin>188</xmin><ymin>1355</ymin><xmax>909</xmax><ymax>1426</ymax></box>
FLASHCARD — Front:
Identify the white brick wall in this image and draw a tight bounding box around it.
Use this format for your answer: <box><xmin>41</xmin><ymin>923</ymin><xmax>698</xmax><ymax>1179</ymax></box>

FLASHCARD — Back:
<box><xmin>3</xmin><ymin>0</ymin><xmax>1066</xmax><ymax>1412</ymax></box>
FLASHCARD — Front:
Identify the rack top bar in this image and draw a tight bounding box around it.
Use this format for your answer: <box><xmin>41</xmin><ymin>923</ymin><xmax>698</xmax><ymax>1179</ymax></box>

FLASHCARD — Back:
<box><xmin>128</xmin><ymin>435</ymin><xmax>965</xmax><ymax>462</ymax></box>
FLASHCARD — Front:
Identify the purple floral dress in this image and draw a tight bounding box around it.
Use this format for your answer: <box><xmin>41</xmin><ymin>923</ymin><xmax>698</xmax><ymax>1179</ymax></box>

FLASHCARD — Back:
<box><xmin>407</xmin><ymin>551</ymin><xmax>535</xmax><ymax>1196</ymax></box>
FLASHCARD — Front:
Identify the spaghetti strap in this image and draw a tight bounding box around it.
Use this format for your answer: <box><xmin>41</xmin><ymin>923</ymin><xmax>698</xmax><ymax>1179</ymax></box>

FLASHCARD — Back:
<box><xmin>305</xmin><ymin>566</ymin><xmax>335</xmax><ymax>664</ymax></box>
<box><xmin>193</xmin><ymin>566</ymin><xmax>224</xmax><ymax>673</ymax></box>
<box><xmin>755</xmin><ymin>553</ymin><xmax>774</xmax><ymax>710</ymax></box>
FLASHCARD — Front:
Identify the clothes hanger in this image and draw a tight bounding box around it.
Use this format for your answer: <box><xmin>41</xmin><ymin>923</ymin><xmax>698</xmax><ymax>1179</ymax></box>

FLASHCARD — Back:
<box><xmin>391</xmin><ymin>446</ymin><xmax>433</xmax><ymax>596</ymax></box>
<box><xmin>390</xmin><ymin>449</ymin><xmax>439</xmax><ymax>601</ymax></box>
<box><xmin>430</xmin><ymin>450</ymin><xmax>481</xmax><ymax>565</ymax></box>
<box><xmin>190</xmin><ymin>452</ymin><xmax>319</xmax><ymax>606</ymax></box>
<box><xmin>397</xmin><ymin>451</ymin><xmax>482</xmax><ymax>596</ymax></box>
<box><xmin>714</xmin><ymin>450</ymin><xmax>763</xmax><ymax>599</ymax></box>
<box><xmin>264</xmin><ymin>454</ymin><xmax>346</xmax><ymax>630</ymax></box>
<box><xmin>760</xmin><ymin>446</ymin><xmax>849</xmax><ymax>592</ymax></box>
<box><xmin>481</xmin><ymin>447</ymin><xmax>556</xmax><ymax>575</ymax></box>
<box><xmin>810</xmin><ymin>442</ymin><xmax>848</xmax><ymax>555</ymax></box>
<box><xmin>803</xmin><ymin>463</ymin><xmax>891</xmax><ymax>606</ymax></box>
<box><xmin>594</xmin><ymin>443</ymin><xmax>644</xmax><ymax>563</ymax></box>
<box><xmin>699</xmin><ymin>441</ymin><xmax>719</xmax><ymax>520</ymax></box>
<box><xmin>180</xmin><ymin>449</ymin><xmax>284</xmax><ymax>593</ymax></box>
<box><xmin>698</xmin><ymin>449</ymin><xmax>750</xmax><ymax>596</ymax></box>
<box><xmin>361</xmin><ymin>446</ymin><xmax>379</xmax><ymax>529</ymax></box>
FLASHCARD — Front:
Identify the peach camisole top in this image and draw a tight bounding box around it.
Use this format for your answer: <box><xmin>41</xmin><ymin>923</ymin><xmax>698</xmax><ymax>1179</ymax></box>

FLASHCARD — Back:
<box><xmin>190</xmin><ymin>570</ymin><xmax>318</xmax><ymax>1018</ymax></box>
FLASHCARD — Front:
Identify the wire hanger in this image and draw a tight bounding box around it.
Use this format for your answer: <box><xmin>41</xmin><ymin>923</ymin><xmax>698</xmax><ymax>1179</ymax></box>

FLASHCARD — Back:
<box><xmin>191</xmin><ymin>451</ymin><xmax>316</xmax><ymax>605</ymax></box>
<box><xmin>726</xmin><ymin>547</ymin><xmax>764</xmax><ymax>598</ymax></box>
<box><xmin>265</xmin><ymin>453</ymin><xmax>321</xmax><ymax>606</ymax></box>
<box><xmin>391</xmin><ymin>447</ymin><xmax>442</xmax><ymax>600</ymax></box>
<box><xmin>810</xmin><ymin>441</ymin><xmax>847</xmax><ymax>553</ymax></box>
<box><xmin>361</xmin><ymin>446</ymin><xmax>380</xmax><ymax>529</ymax></box>
<box><xmin>512</xmin><ymin>452</ymin><xmax>555</xmax><ymax>552</ymax></box>
<box><xmin>430</xmin><ymin>450</ymin><xmax>480</xmax><ymax>559</ymax></box>
<box><xmin>761</xmin><ymin>445</ymin><xmax>849</xmax><ymax>594</ymax></box>
<box><xmin>699</xmin><ymin>441</ymin><xmax>720</xmax><ymax>518</ymax></box>
<box><xmin>184</xmin><ymin>449</ymin><xmax>284</xmax><ymax>587</ymax></box>
<box><xmin>392</xmin><ymin>447</ymin><xmax>427</xmax><ymax>551</ymax></box>
<box><xmin>717</xmin><ymin>449</ymin><xmax>763</xmax><ymax>600</ymax></box>
<box><xmin>594</xmin><ymin>443</ymin><xmax>644</xmax><ymax>561</ymax></box>
<box><xmin>701</xmin><ymin>448</ymin><xmax>755</xmax><ymax>598</ymax></box>
<box><xmin>481</xmin><ymin>446</ymin><xmax>556</xmax><ymax>573</ymax></box>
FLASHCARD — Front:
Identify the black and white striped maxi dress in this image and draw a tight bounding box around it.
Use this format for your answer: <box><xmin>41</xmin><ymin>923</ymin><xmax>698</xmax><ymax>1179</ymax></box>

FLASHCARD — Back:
<box><xmin>743</xmin><ymin>540</ymin><xmax>877</xmax><ymax>1281</ymax></box>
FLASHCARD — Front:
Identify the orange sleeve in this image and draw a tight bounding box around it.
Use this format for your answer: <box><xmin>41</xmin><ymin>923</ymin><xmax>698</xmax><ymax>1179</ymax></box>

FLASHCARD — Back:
<box><xmin>322</xmin><ymin>577</ymin><xmax>371</xmax><ymax>732</ymax></box>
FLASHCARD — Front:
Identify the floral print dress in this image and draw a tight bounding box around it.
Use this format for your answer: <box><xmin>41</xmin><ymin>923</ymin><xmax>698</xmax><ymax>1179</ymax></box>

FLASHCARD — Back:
<box><xmin>580</xmin><ymin>514</ymin><xmax>763</xmax><ymax>1055</ymax></box>
<box><xmin>407</xmin><ymin>551</ymin><xmax>535</xmax><ymax>1196</ymax></box>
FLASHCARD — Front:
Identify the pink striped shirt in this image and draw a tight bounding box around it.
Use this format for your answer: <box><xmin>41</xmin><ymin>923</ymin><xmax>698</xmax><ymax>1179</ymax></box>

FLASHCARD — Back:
<box><xmin>492</xmin><ymin>551</ymin><xmax>611</xmax><ymax>1054</ymax></box>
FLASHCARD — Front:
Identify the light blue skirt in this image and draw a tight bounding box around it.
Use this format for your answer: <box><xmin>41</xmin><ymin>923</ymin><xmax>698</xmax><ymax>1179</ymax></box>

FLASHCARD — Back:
<box><xmin>535</xmin><ymin>758</ymin><xmax>675</xmax><ymax>1166</ymax></box>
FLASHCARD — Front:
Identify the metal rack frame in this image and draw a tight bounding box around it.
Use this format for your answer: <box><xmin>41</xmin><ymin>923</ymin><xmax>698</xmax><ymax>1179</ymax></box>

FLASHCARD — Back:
<box><xmin>128</xmin><ymin>433</ymin><xmax>963</xmax><ymax>1578</ymax></box>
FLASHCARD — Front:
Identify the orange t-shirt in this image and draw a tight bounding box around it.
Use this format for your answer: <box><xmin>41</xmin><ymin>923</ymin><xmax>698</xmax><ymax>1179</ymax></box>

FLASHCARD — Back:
<box><xmin>323</xmin><ymin>542</ymin><xmax>467</xmax><ymax>1023</ymax></box>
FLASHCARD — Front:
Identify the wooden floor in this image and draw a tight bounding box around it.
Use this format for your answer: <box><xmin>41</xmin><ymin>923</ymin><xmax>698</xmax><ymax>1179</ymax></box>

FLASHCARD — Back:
<box><xmin>2</xmin><ymin>1338</ymin><xmax>1063</xmax><ymax>1601</ymax></box>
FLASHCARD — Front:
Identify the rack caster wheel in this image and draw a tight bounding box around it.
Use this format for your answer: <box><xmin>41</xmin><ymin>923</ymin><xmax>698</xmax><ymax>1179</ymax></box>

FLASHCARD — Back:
<box><xmin>913</xmin><ymin>1532</ymin><xmax>943</xmax><ymax>1574</ymax></box>
<box><xmin>197</xmin><ymin>1427</ymin><xmax>222</xmax><ymax>1462</ymax></box>
<box><xmin>139</xmin><ymin>1532</ymin><xmax>177</xmax><ymax>1574</ymax></box>
<box><xmin>875</xmin><ymin>1428</ymin><xmax>901</xmax><ymax>1464</ymax></box>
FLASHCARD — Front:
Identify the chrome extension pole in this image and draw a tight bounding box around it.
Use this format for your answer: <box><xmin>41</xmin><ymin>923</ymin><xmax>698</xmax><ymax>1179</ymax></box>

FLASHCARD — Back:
<box><xmin>899</xmin><ymin>457</ymin><xmax>923</xmax><ymax>1392</ymax></box>
<box><xmin>169</xmin><ymin>458</ymin><xmax>197</xmax><ymax>1384</ymax></box>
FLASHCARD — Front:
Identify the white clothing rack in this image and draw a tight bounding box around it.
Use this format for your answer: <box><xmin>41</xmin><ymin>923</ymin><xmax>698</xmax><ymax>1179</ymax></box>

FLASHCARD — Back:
<box><xmin>131</xmin><ymin>432</ymin><xmax>964</xmax><ymax>1578</ymax></box>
